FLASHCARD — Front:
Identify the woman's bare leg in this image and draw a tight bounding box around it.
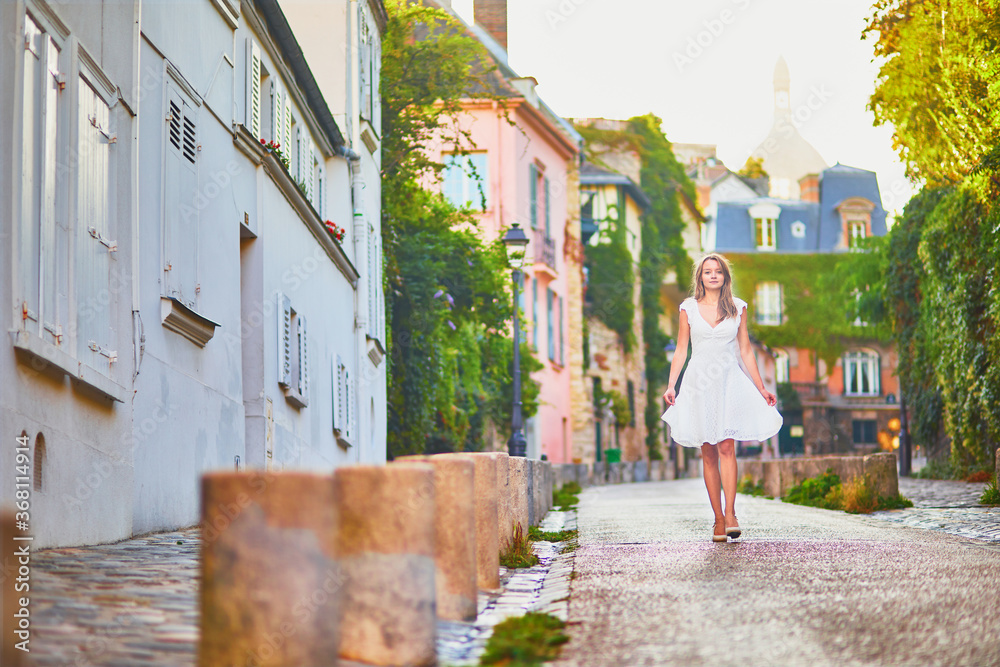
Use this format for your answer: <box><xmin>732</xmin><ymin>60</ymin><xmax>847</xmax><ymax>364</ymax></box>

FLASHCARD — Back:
<box><xmin>718</xmin><ymin>439</ymin><xmax>738</xmax><ymax>526</ymax></box>
<box><xmin>701</xmin><ymin>443</ymin><xmax>724</xmax><ymax>523</ymax></box>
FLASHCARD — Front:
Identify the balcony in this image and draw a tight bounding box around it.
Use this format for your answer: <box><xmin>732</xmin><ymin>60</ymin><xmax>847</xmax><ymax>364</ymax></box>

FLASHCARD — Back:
<box><xmin>533</xmin><ymin>228</ymin><xmax>557</xmax><ymax>277</ymax></box>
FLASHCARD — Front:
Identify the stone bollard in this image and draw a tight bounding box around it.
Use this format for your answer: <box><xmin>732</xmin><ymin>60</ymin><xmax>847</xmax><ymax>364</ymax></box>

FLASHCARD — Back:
<box><xmin>2</xmin><ymin>509</ymin><xmax>24</xmax><ymax>667</ymax></box>
<box><xmin>508</xmin><ymin>457</ymin><xmax>531</xmax><ymax>538</ymax></box>
<box><xmin>763</xmin><ymin>460</ymin><xmax>782</xmax><ymax>498</ymax></box>
<box><xmin>545</xmin><ymin>463</ymin><xmax>553</xmax><ymax>514</ymax></box>
<box><xmin>863</xmin><ymin>452</ymin><xmax>898</xmax><ymax>498</ymax></box>
<box><xmin>996</xmin><ymin>448</ymin><xmax>1000</xmax><ymax>490</ymax></box>
<box><xmin>458</xmin><ymin>453</ymin><xmax>500</xmax><ymax>592</ymax></box>
<box><xmin>199</xmin><ymin>472</ymin><xmax>340</xmax><ymax>667</ymax></box>
<box><xmin>531</xmin><ymin>460</ymin><xmax>545</xmax><ymax>525</ymax></box>
<box><xmin>492</xmin><ymin>453</ymin><xmax>513</xmax><ymax>552</ymax></box>
<box><xmin>335</xmin><ymin>464</ymin><xmax>437</xmax><ymax>667</ymax></box>
<box><xmin>396</xmin><ymin>455</ymin><xmax>478</xmax><ymax>620</ymax></box>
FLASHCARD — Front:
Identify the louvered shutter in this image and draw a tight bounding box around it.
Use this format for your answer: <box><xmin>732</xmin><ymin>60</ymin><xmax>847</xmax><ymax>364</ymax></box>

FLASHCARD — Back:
<box><xmin>544</xmin><ymin>177</ymin><xmax>551</xmax><ymax>237</ymax></box>
<box><xmin>295</xmin><ymin>126</ymin><xmax>303</xmax><ymax>183</ymax></box>
<box><xmin>306</xmin><ymin>143</ymin><xmax>315</xmax><ymax>203</ymax></box>
<box><xmin>163</xmin><ymin>82</ymin><xmax>199</xmax><ymax>308</ymax></box>
<box><xmin>333</xmin><ymin>355</ymin><xmax>345</xmax><ymax>433</ymax></box>
<box><xmin>367</xmin><ymin>223</ymin><xmax>376</xmax><ymax>336</ymax></box>
<box><xmin>271</xmin><ymin>83</ymin><xmax>281</xmax><ymax>145</ymax></box>
<box><xmin>283</xmin><ymin>97</ymin><xmax>291</xmax><ymax>155</ymax></box>
<box><xmin>344</xmin><ymin>366</ymin><xmax>352</xmax><ymax>440</ymax></box>
<box><xmin>247</xmin><ymin>40</ymin><xmax>261</xmax><ymax>137</ymax></box>
<box><xmin>278</xmin><ymin>293</ymin><xmax>292</xmax><ymax>387</ymax></box>
<box><xmin>297</xmin><ymin>315</ymin><xmax>309</xmax><ymax>396</ymax></box>
<box><xmin>77</xmin><ymin>76</ymin><xmax>115</xmax><ymax>363</ymax></box>
<box><xmin>529</xmin><ymin>164</ymin><xmax>537</xmax><ymax>228</ymax></box>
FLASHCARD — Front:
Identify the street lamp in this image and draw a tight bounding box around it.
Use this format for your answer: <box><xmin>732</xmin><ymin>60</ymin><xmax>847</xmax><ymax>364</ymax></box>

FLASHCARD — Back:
<box><xmin>502</xmin><ymin>223</ymin><xmax>529</xmax><ymax>458</ymax></box>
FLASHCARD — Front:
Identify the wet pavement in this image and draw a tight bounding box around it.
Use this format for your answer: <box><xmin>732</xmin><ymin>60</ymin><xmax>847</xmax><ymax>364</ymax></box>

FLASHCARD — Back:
<box><xmin>554</xmin><ymin>479</ymin><xmax>1000</xmax><ymax>667</ymax></box>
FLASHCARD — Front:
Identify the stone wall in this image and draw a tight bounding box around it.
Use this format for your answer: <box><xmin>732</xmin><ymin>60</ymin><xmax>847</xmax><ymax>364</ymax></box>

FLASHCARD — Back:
<box><xmin>737</xmin><ymin>452</ymin><xmax>898</xmax><ymax>498</ymax></box>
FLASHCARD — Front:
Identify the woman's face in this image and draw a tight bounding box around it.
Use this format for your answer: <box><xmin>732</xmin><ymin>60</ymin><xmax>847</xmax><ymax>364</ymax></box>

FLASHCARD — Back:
<box><xmin>701</xmin><ymin>259</ymin><xmax>725</xmax><ymax>290</ymax></box>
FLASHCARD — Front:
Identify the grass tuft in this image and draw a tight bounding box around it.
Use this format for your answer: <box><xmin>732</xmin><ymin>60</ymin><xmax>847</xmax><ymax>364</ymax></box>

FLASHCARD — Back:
<box><xmin>528</xmin><ymin>526</ymin><xmax>578</xmax><ymax>543</ymax></box>
<box><xmin>499</xmin><ymin>523</ymin><xmax>538</xmax><ymax>569</ymax></box>
<box><xmin>479</xmin><ymin>612</ymin><xmax>569</xmax><ymax>666</ymax></box>
<box><xmin>981</xmin><ymin>480</ymin><xmax>1000</xmax><ymax>506</ymax></box>
<box><xmin>737</xmin><ymin>474</ymin><xmax>768</xmax><ymax>497</ymax></box>
<box><xmin>553</xmin><ymin>481</ymin><xmax>581</xmax><ymax>510</ymax></box>
<box><xmin>783</xmin><ymin>469</ymin><xmax>913</xmax><ymax>514</ymax></box>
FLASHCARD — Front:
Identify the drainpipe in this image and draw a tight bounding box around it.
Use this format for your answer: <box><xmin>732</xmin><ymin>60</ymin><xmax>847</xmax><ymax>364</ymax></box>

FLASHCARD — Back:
<box><xmin>337</xmin><ymin>144</ymin><xmax>366</xmax><ymax>463</ymax></box>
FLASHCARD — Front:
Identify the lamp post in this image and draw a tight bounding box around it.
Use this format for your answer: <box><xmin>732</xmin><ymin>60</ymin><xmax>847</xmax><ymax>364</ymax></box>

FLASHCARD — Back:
<box><xmin>502</xmin><ymin>223</ymin><xmax>529</xmax><ymax>458</ymax></box>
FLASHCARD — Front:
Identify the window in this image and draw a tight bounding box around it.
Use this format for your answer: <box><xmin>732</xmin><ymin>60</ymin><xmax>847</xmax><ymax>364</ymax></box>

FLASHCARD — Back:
<box><xmin>33</xmin><ymin>433</ymin><xmax>45</xmax><ymax>492</ymax></box>
<box><xmin>852</xmin><ymin>420</ymin><xmax>878</xmax><ymax>444</ymax></box>
<box><xmin>774</xmin><ymin>348</ymin><xmax>790</xmax><ymax>384</ymax></box>
<box><xmin>755</xmin><ymin>282</ymin><xmax>783</xmax><ymax>325</ymax></box>
<box><xmin>277</xmin><ymin>292</ymin><xmax>309</xmax><ymax>408</ymax></box>
<box><xmin>848</xmin><ymin>221</ymin><xmax>866</xmax><ymax>248</ymax></box>
<box><xmin>844</xmin><ymin>350</ymin><xmax>880</xmax><ymax>396</ymax></box>
<box><xmin>529</xmin><ymin>163</ymin><xmax>546</xmax><ymax>230</ymax></box>
<box><xmin>532</xmin><ymin>277</ymin><xmax>539</xmax><ymax>350</ymax></box>
<box><xmin>558</xmin><ymin>295</ymin><xmax>564</xmax><ymax>366</ymax></box>
<box><xmin>443</xmin><ymin>153</ymin><xmax>488</xmax><ymax>210</ymax></box>
<box><xmin>19</xmin><ymin>14</ymin><xmax>67</xmax><ymax>346</ymax></box>
<box><xmin>755</xmin><ymin>217</ymin><xmax>777</xmax><ymax>250</ymax></box>
<box><xmin>547</xmin><ymin>288</ymin><xmax>555</xmax><ymax>361</ymax></box>
<box><xmin>627</xmin><ymin>380</ymin><xmax>635</xmax><ymax>426</ymax></box>
<box><xmin>333</xmin><ymin>355</ymin><xmax>355</xmax><ymax>444</ymax></box>
<box><xmin>791</xmin><ymin>220</ymin><xmax>806</xmax><ymax>238</ymax></box>
<box><xmin>246</xmin><ymin>39</ymin><xmax>269</xmax><ymax>139</ymax></box>
<box><xmin>163</xmin><ymin>77</ymin><xmax>200</xmax><ymax>309</ymax></box>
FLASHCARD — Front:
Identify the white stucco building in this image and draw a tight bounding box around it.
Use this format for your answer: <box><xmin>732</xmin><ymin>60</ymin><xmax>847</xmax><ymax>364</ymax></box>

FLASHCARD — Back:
<box><xmin>1</xmin><ymin>0</ymin><xmax>387</xmax><ymax>547</ymax></box>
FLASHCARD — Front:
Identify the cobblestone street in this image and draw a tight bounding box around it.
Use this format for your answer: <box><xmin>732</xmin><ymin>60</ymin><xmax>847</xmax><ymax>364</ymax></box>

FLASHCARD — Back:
<box><xmin>24</xmin><ymin>476</ymin><xmax>1000</xmax><ymax>667</ymax></box>
<box><xmin>27</xmin><ymin>512</ymin><xmax>576</xmax><ymax>667</ymax></box>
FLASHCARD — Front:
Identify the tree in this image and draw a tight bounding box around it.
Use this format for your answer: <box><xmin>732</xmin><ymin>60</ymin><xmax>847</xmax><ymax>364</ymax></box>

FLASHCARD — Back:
<box><xmin>738</xmin><ymin>156</ymin><xmax>768</xmax><ymax>180</ymax></box>
<box><xmin>381</xmin><ymin>0</ymin><xmax>540</xmax><ymax>457</ymax></box>
<box><xmin>864</xmin><ymin>1</ymin><xmax>1000</xmax><ymax>184</ymax></box>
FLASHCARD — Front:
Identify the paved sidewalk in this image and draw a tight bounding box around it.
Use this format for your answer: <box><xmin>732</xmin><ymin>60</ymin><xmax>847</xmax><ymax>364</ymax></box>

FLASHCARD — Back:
<box><xmin>869</xmin><ymin>477</ymin><xmax>1000</xmax><ymax>542</ymax></box>
<box><xmin>27</xmin><ymin>513</ymin><xmax>576</xmax><ymax>667</ymax></box>
<box><xmin>555</xmin><ymin>479</ymin><xmax>1000</xmax><ymax>667</ymax></box>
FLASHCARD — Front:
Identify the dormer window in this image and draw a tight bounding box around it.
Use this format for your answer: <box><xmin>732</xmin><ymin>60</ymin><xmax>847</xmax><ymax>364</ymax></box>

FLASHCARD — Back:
<box><xmin>749</xmin><ymin>203</ymin><xmax>781</xmax><ymax>251</ymax></box>
<box><xmin>847</xmin><ymin>220</ymin><xmax>866</xmax><ymax>248</ymax></box>
<box><xmin>755</xmin><ymin>218</ymin><xmax>777</xmax><ymax>250</ymax></box>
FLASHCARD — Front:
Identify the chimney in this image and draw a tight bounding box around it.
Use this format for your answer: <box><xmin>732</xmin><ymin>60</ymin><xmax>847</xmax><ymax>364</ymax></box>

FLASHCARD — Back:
<box><xmin>474</xmin><ymin>0</ymin><xmax>507</xmax><ymax>51</ymax></box>
<box><xmin>799</xmin><ymin>173</ymin><xmax>820</xmax><ymax>203</ymax></box>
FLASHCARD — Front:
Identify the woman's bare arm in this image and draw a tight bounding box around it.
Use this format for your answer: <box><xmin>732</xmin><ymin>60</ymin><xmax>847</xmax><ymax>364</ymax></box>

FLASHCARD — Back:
<box><xmin>736</xmin><ymin>307</ymin><xmax>777</xmax><ymax>406</ymax></box>
<box><xmin>662</xmin><ymin>310</ymin><xmax>690</xmax><ymax>405</ymax></box>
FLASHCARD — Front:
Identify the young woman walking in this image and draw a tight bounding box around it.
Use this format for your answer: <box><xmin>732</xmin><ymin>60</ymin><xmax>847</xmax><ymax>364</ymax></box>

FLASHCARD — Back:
<box><xmin>661</xmin><ymin>253</ymin><xmax>782</xmax><ymax>542</ymax></box>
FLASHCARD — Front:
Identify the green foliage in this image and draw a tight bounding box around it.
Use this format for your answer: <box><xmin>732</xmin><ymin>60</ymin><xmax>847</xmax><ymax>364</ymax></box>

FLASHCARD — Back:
<box><xmin>584</xmin><ymin>234</ymin><xmax>635</xmax><ymax>351</ymax></box>
<box><xmin>981</xmin><ymin>480</ymin><xmax>1000</xmax><ymax>506</ymax></box>
<box><xmin>737</xmin><ymin>474</ymin><xmax>768</xmax><ymax>497</ymax></box>
<box><xmin>783</xmin><ymin>469</ymin><xmax>843</xmax><ymax>509</ymax></box>
<box><xmin>528</xmin><ymin>526</ymin><xmax>579</xmax><ymax>543</ymax></box>
<box><xmin>499</xmin><ymin>523</ymin><xmax>538</xmax><ymax>569</ymax></box>
<box><xmin>576</xmin><ymin>115</ymin><xmax>696</xmax><ymax>457</ymax></box>
<box><xmin>775</xmin><ymin>382</ymin><xmax>801</xmax><ymax>412</ymax></box>
<box><xmin>783</xmin><ymin>469</ymin><xmax>913</xmax><ymax>513</ymax></box>
<box><xmin>728</xmin><ymin>254</ymin><xmax>885</xmax><ymax>368</ymax></box>
<box><xmin>553</xmin><ymin>481</ymin><xmax>581</xmax><ymax>509</ymax></box>
<box><xmin>738</xmin><ymin>156</ymin><xmax>769</xmax><ymax>179</ymax></box>
<box><xmin>914</xmin><ymin>457</ymin><xmax>958</xmax><ymax>480</ymax></box>
<box><xmin>864</xmin><ymin>1</ymin><xmax>1000</xmax><ymax>184</ymax></box>
<box><xmin>479</xmin><ymin>612</ymin><xmax>570</xmax><ymax>666</ymax></box>
<box><xmin>381</xmin><ymin>1</ymin><xmax>540</xmax><ymax>457</ymax></box>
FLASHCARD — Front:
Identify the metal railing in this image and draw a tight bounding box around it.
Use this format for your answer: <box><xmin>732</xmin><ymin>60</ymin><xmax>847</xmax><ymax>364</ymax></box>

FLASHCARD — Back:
<box><xmin>534</xmin><ymin>229</ymin><xmax>556</xmax><ymax>270</ymax></box>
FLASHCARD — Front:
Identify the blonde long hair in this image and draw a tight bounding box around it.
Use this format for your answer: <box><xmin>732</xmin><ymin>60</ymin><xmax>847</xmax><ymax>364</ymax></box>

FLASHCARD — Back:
<box><xmin>691</xmin><ymin>253</ymin><xmax>739</xmax><ymax>323</ymax></box>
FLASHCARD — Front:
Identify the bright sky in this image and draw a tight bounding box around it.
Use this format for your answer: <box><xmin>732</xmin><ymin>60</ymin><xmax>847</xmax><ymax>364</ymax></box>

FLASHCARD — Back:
<box><xmin>452</xmin><ymin>0</ymin><xmax>914</xmax><ymax>218</ymax></box>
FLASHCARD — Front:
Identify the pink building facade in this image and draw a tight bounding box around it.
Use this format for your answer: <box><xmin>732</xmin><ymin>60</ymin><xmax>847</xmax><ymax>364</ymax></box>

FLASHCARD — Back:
<box><xmin>429</xmin><ymin>93</ymin><xmax>580</xmax><ymax>462</ymax></box>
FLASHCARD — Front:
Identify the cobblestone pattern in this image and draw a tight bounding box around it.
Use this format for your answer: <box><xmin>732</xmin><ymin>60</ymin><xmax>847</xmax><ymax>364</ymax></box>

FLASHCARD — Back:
<box><xmin>28</xmin><ymin>530</ymin><xmax>199</xmax><ymax>667</ymax></box>
<box><xmin>869</xmin><ymin>477</ymin><xmax>1000</xmax><ymax>543</ymax></box>
<box><xmin>29</xmin><ymin>513</ymin><xmax>578</xmax><ymax>667</ymax></box>
<box><xmin>438</xmin><ymin>509</ymin><xmax>578</xmax><ymax>666</ymax></box>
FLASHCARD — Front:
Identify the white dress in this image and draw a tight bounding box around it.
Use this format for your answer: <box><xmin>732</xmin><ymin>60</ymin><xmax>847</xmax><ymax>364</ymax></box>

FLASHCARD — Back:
<box><xmin>661</xmin><ymin>296</ymin><xmax>783</xmax><ymax>448</ymax></box>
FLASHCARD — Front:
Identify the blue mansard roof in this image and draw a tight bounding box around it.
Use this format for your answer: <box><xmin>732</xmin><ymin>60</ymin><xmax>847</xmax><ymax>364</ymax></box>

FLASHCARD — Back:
<box><xmin>714</xmin><ymin>163</ymin><xmax>887</xmax><ymax>253</ymax></box>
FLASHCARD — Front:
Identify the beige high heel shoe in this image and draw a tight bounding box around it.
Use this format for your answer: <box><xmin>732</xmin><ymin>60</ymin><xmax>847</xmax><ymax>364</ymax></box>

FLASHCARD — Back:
<box><xmin>713</xmin><ymin>518</ymin><xmax>728</xmax><ymax>542</ymax></box>
<box><xmin>726</xmin><ymin>516</ymin><xmax>742</xmax><ymax>540</ymax></box>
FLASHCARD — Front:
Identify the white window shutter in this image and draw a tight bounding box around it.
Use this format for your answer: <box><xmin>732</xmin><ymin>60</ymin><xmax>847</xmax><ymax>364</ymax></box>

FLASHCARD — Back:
<box><xmin>367</xmin><ymin>223</ymin><xmax>376</xmax><ymax>336</ymax></box>
<box><xmin>297</xmin><ymin>315</ymin><xmax>309</xmax><ymax>396</ymax></box>
<box><xmin>295</xmin><ymin>126</ymin><xmax>303</xmax><ymax>182</ymax></box>
<box><xmin>345</xmin><ymin>366</ymin><xmax>353</xmax><ymax>440</ymax></box>
<box><xmin>306</xmin><ymin>143</ymin><xmax>315</xmax><ymax>203</ymax></box>
<box><xmin>247</xmin><ymin>40</ymin><xmax>261</xmax><ymax>138</ymax></box>
<box><xmin>333</xmin><ymin>355</ymin><xmax>344</xmax><ymax>433</ymax></box>
<box><xmin>278</xmin><ymin>293</ymin><xmax>292</xmax><ymax>387</ymax></box>
<box><xmin>271</xmin><ymin>82</ymin><xmax>280</xmax><ymax>144</ymax></box>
